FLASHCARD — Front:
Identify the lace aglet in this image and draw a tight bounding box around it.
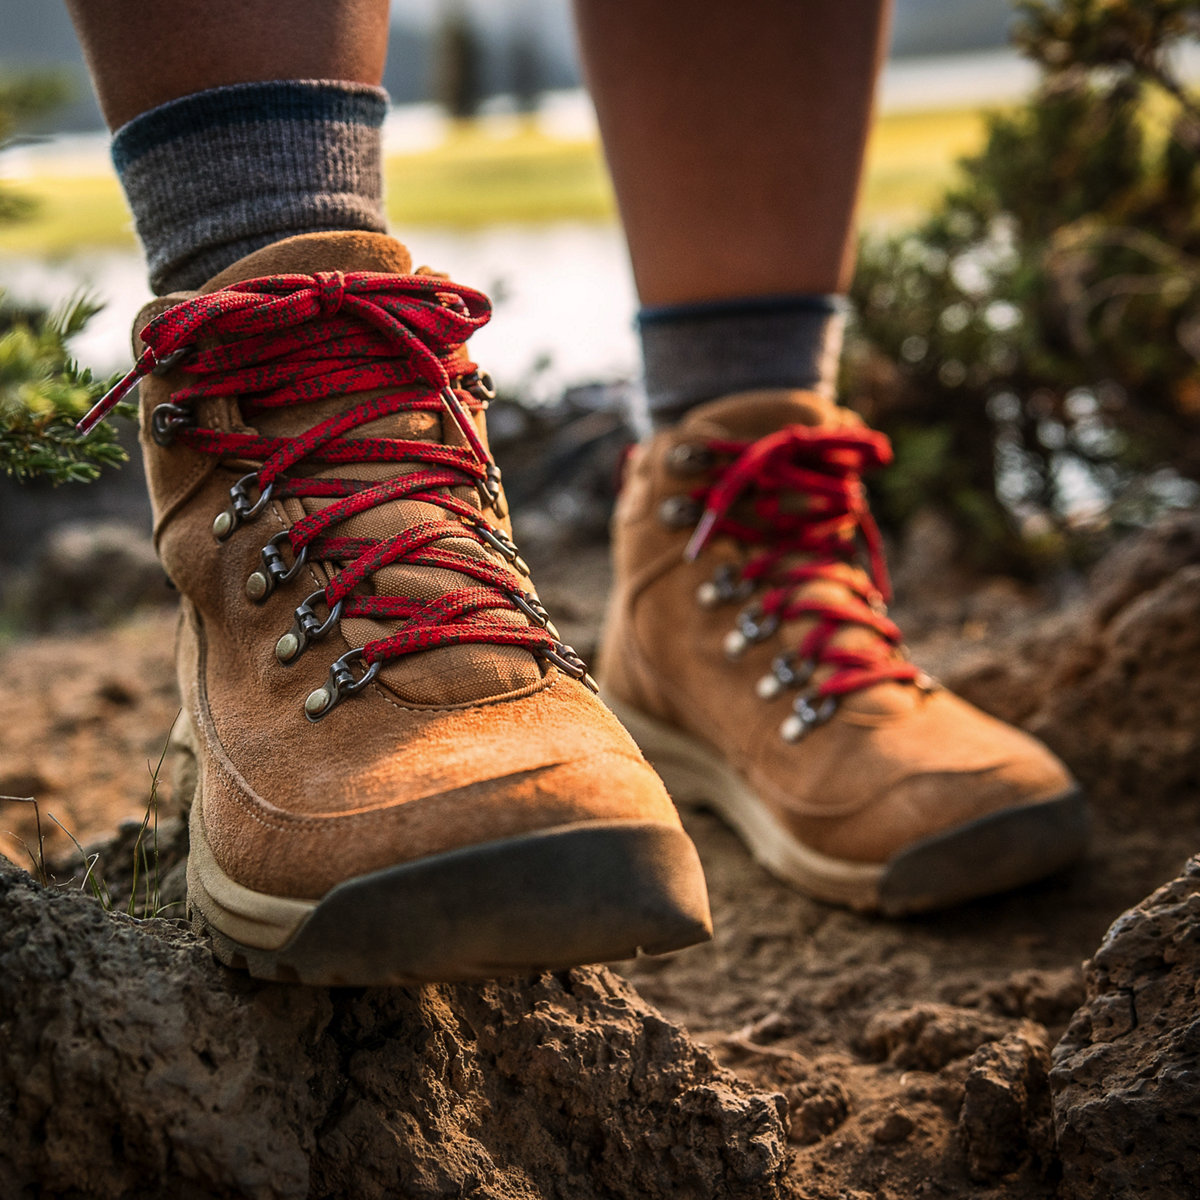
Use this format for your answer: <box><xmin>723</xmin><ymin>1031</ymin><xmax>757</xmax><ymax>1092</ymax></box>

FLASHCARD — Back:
<box><xmin>76</xmin><ymin>348</ymin><xmax>155</xmax><ymax>435</ymax></box>
<box><xmin>684</xmin><ymin>508</ymin><xmax>718</xmax><ymax>562</ymax></box>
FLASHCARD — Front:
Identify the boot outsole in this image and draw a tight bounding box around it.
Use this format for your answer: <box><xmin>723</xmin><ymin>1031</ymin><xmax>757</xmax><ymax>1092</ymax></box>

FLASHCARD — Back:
<box><xmin>187</xmin><ymin>798</ymin><xmax>713</xmax><ymax>986</ymax></box>
<box><xmin>606</xmin><ymin>692</ymin><xmax>1088</xmax><ymax>916</ymax></box>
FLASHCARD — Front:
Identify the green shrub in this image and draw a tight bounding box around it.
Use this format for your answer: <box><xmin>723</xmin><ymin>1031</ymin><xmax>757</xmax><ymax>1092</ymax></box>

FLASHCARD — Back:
<box><xmin>846</xmin><ymin>0</ymin><xmax>1200</xmax><ymax>570</ymax></box>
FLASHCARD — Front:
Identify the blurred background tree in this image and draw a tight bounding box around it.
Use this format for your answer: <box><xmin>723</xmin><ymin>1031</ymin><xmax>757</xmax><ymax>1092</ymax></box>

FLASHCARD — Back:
<box><xmin>845</xmin><ymin>0</ymin><xmax>1200</xmax><ymax>571</ymax></box>
<box><xmin>0</xmin><ymin>75</ymin><xmax>128</xmax><ymax>484</ymax></box>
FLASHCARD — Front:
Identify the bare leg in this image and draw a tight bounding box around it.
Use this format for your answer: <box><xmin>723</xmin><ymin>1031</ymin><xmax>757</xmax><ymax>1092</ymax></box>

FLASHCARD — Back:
<box><xmin>572</xmin><ymin>0</ymin><xmax>891</xmax><ymax>304</ymax></box>
<box><xmin>64</xmin><ymin>0</ymin><xmax>390</xmax><ymax>129</ymax></box>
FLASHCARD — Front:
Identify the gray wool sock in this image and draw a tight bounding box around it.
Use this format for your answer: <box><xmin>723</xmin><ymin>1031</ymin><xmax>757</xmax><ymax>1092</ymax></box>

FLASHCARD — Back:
<box><xmin>111</xmin><ymin>80</ymin><xmax>389</xmax><ymax>295</ymax></box>
<box><xmin>637</xmin><ymin>294</ymin><xmax>847</xmax><ymax>427</ymax></box>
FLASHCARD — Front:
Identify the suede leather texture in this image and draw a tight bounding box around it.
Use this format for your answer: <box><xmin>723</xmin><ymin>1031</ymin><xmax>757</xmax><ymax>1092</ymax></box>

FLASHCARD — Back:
<box><xmin>599</xmin><ymin>389</ymin><xmax>1076</xmax><ymax>866</ymax></box>
<box><xmin>140</xmin><ymin>232</ymin><xmax>683</xmax><ymax>900</ymax></box>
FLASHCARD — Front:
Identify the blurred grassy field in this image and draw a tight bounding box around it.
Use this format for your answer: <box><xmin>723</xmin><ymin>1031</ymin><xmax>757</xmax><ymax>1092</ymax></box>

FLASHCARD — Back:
<box><xmin>0</xmin><ymin>106</ymin><xmax>992</xmax><ymax>257</ymax></box>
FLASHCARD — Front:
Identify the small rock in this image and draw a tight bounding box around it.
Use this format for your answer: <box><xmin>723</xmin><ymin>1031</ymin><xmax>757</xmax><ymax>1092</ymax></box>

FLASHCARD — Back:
<box><xmin>785</xmin><ymin>1078</ymin><xmax>850</xmax><ymax>1145</ymax></box>
<box><xmin>871</xmin><ymin>1106</ymin><xmax>916</xmax><ymax>1145</ymax></box>
<box><xmin>983</xmin><ymin>966</ymin><xmax>1086</xmax><ymax>1027</ymax></box>
<box><xmin>958</xmin><ymin>1029</ymin><xmax>1051</xmax><ymax>1182</ymax></box>
<box><xmin>13</xmin><ymin>520</ymin><xmax>170</xmax><ymax>630</ymax></box>
<box><xmin>945</xmin><ymin>512</ymin><xmax>1200</xmax><ymax>808</ymax></box>
<box><xmin>859</xmin><ymin>1003</ymin><xmax>1018</xmax><ymax>1071</ymax></box>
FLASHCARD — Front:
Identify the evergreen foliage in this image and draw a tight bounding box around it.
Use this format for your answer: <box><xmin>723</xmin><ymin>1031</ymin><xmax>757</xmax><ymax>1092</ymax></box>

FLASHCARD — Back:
<box><xmin>0</xmin><ymin>73</ymin><xmax>127</xmax><ymax>485</ymax></box>
<box><xmin>847</xmin><ymin>0</ymin><xmax>1200</xmax><ymax>567</ymax></box>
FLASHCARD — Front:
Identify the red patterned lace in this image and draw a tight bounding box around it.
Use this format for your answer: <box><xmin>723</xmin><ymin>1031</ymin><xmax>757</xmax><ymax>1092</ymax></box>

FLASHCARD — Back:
<box><xmin>683</xmin><ymin>424</ymin><xmax>920</xmax><ymax>700</ymax></box>
<box><xmin>80</xmin><ymin>271</ymin><xmax>592</xmax><ymax>712</ymax></box>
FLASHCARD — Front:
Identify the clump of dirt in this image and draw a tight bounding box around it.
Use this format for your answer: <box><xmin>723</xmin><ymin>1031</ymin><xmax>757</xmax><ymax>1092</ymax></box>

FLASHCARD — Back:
<box><xmin>1</xmin><ymin>513</ymin><xmax>1198</xmax><ymax>1198</ymax></box>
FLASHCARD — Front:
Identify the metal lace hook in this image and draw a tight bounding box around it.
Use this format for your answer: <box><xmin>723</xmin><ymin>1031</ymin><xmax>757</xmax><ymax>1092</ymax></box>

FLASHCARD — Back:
<box><xmin>213</xmin><ymin>473</ymin><xmax>275</xmax><ymax>541</ymax></box>
<box><xmin>77</xmin><ymin>343</ymin><xmax>196</xmax><ymax>435</ymax></box>
<box><xmin>245</xmin><ymin>530</ymin><xmax>308</xmax><ymax>602</ymax></box>
<box><xmin>304</xmin><ymin>649</ymin><xmax>382</xmax><ymax>720</ymax></box>
<box><xmin>780</xmin><ymin>693</ymin><xmax>838</xmax><ymax>743</ymax></box>
<box><xmin>539</xmin><ymin>641</ymin><xmax>599</xmax><ymax>693</ymax></box>
<box><xmin>439</xmin><ymin>385</ymin><xmax>503</xmax><ymax>508</ymax></box>
<box><xmin>275</xmin><ymin>589</ymin><xmax>345</xmax><ymax>663</ymax></box>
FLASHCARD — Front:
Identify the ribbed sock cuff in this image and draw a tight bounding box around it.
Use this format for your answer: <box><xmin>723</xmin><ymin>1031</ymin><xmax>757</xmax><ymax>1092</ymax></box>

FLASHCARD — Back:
<box><xmin>112</xmin><ymin>80</ymin><xmax>389</xmax><ymax>294</ymax></box>
<box><xmin>637</xmin><ymin>294</ymin><xmax>847</xmax><ymax>426</ymax></box>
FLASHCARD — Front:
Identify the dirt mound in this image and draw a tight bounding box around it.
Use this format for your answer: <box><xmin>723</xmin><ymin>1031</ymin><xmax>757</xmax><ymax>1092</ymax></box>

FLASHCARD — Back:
<box><xmin>947</xmin><ymin>510</ymin><xmax>1200</xmax><ymax>814</ymax></box>
<box><xmin>0</xmin><ymin>832</ymin><xmax>786</xmax><ymax>1200</ymax></box>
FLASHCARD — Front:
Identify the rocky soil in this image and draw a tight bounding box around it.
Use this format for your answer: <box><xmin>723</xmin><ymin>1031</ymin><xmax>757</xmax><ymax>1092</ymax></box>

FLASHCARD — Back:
<box><xmin>1</xmin><ymin>509</ymin><xmax>1198</xmax><ymax>1198</ymax></box>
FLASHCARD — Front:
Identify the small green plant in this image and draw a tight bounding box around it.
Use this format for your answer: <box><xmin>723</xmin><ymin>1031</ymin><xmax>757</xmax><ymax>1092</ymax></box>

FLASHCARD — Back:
<box><xmin>125</xmin><ymin>733</ymin><xmax>171</xmax><ymax>919</ymax></box>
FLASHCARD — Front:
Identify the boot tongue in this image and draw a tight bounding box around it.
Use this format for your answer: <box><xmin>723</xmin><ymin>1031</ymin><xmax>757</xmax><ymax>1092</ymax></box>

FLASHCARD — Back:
<box><xmin>680</xmin><ymin>389</ymin><xmax>917</xmax><ymax>717</ymax></box>
<box><xmin>201</xmin><ymin>231</ymin><xmax>415</xmax><ymax>290</ymax></box>
<box><xmin>202</xmin><ymin>232</ymin><xmax>543</xmax><ymax>704</ymax></box>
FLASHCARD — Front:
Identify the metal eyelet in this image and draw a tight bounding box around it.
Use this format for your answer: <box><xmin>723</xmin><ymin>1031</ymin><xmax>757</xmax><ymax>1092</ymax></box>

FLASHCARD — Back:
<box><xmin>723</xmin><ymin>606</ymin><xmax>780</xmax><ymax>659</ymax></box>
<box><xmin>780</xmin><ymin>694</ymin><xmax>838</xmax><ymax>743</ymax></box>
<box><xmin>755</xmin><ymin>654</ymin><xmax>817</xmax><ymax>700</ymax></box>
<box><xmin>696</xmin><ymin>563</ymin><xmax>755</xmax><ymax>609</ymax></box>
<box><xmin>539</xmin><ymin>641</ymin><xmax>599</xmax><ymax>693</ymax></box>
<box><xmin>150</xmin><ymin>401</ymin><xmax>194</xmax><ymax>446</ymax></box>
<box><xmin>461</xmin><ymin>369</ymin><xmax>497</xmax><ymax>402</ymax></box>
<box><xmin>276</xmin><ymin>589</ymin><xmax>345</xmax><ymax>663</ymax></box>
<box><xmin>150</xmin><ymin>344</ymin><xmax>195</xmax><ymax>375</ymax></box>
<box><xmin>658</xmin><ymin>495</ymin><xmax>701</xmax><ymax>529</ymax></box>
<box><xmin>214</xmin><ymin>473</ymin><xmax>275</xmax><ymax>541</ymax></box>
<box><xmin>666</xmin><ymin>442</ymin><xmax>714</xmax><ymax>475</ymax></box>
<box><xmin>246</xmin><ymin>530</ymin><xmax>308</xmax><ymax>603</ymax></box>
<box><xmin>304</xmin><ymin>649</ymin><xmax>381</xmax><ymax>721</ymax></box>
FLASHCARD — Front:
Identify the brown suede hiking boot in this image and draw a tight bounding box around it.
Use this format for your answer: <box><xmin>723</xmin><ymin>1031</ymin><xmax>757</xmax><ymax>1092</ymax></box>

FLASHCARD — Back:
<box><xmin>600</xmin><ymin>389</ymin><xmax>1088</xmax><ymax>915</ymax></box>
<box><xmin>83</xmin><ymin>231</ymin><xmax>710</xmax><ymax>985</ymax></box>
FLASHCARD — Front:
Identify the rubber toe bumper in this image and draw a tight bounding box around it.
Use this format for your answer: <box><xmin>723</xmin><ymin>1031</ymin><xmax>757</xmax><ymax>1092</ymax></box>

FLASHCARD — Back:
<box><xmin>187</xmin><ymin>802</ymin><xmax>713</xmax><ymax>986</ymax></box>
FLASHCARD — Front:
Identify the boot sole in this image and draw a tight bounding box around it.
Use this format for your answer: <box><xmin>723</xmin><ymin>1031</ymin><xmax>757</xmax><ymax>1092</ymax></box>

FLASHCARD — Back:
<box><xmin>186</xmin><ymin>793</ymin><xmax>713</xmax><ymax>987</ymax></box>
<box><xmin>605</xmin><ymin>693</ymin><xmax>1088</xmax><ymax>916</ymax></box>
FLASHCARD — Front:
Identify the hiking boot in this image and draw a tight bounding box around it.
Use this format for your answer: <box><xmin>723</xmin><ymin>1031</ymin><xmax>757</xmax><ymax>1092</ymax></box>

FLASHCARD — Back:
<box><xmin>600</xmin><ymin>389</ymin><xmax>1087</xmax><ymax>915</ymax></box>
<box><xmin>83</xmin><ymin>231</ymin><xmax>711</xmax><ymax>984</ymax></box>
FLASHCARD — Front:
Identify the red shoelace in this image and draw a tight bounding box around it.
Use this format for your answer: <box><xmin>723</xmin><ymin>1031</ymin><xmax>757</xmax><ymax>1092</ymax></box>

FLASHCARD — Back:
<box><xmin>681</xmin><ymin>424</ymin><xmax>921</xmax><ymax>704</ymax></box>
<box><xmin>80</xmin><ymin>270</ymin><xmax>593</xmax><ymax>715</ymax></box>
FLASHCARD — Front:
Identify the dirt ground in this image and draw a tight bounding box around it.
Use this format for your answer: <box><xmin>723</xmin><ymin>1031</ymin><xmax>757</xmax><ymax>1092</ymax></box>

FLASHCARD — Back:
<box><xmin>1</xmin><ymin>539</ymin><xmax>1195</xmax><ymax>1199</ymax></box>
